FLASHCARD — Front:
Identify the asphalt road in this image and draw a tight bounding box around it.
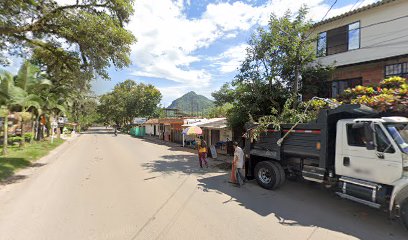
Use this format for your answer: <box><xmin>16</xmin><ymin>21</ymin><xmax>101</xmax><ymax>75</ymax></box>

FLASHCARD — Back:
<box><xmin>0</xmin><ymin>127</ymin><xmax>407</xmax><ymax>240</ymax></box>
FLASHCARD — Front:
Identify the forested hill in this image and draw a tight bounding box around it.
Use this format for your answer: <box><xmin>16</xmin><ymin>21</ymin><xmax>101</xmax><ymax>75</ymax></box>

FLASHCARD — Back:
<box><xmin>168</xmin><ymin>91</ymin><xmax>214</xmax><ymax>114</ymax></box>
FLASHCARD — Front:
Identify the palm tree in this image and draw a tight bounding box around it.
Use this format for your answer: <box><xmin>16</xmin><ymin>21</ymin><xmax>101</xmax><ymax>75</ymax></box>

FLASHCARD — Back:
<box><xmin>0</xmin><ymin>70</ymin><xmax>19</xmax><ymax>155</ymax></box>
<box><xmin>0</xmin><ymin>70</ymin><xmax>43</xmax><ymax>154</ymax></box>
<box><xmin>15</xmin><ymin>61</ymin><xmax>49</xmax><ymax>144</ymax></box>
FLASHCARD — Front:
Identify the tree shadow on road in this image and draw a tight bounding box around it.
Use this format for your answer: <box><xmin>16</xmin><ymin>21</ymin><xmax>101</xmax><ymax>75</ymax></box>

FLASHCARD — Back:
<box><xmin>0</xmin><ymin>157</ymin><xmax>48</xmax><ymax>185</ymax></box>
<box><xmin>0</xmin><ymin>157</ymin><xmax>30</xmax><ymax>181</ymax></box>
<box><xmin>197</xmin><ymin>174</ymin><xmax>407</xmax><ymax>240</ymax></box>
<box><xmin>141</xmin><ymin>154</ymin><xmax>227</xmax><ymax>176</ymax></box>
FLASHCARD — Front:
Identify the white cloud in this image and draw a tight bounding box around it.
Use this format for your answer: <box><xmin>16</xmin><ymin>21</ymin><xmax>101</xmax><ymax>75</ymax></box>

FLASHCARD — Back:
<box><xmin>110</xmin><ymin>0</ymin><xmax>381</xmax><ymax>103</ymax></box>
<box><xmin>209</xmin><ymin>43</ymin><xmax>249</xmax><ymax>73</ymax></box>
<box><xmin>128</xmin><ymin>0</ymin><xmax>380</xmax><ymax>82</ymax></box>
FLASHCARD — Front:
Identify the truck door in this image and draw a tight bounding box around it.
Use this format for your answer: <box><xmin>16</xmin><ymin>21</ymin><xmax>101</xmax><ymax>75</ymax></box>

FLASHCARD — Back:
<box><xmin>336</xmin><ymin>122</ymin><xmax>402</xmax><ymax>185</ymax></box>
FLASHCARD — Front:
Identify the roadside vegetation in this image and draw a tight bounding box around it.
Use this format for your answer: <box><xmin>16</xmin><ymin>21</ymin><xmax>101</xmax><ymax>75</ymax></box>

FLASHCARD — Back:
<box><xmin>0</xmin><ymin>1</ymin><xmax>136</xmax><ymax>154</ymax></box>
<box><xmin>0</xmin><ymin>138</ymin><xmax>64</xmax><ymax>181</ymax></box>
<box><xmin>0</xmin><ymin>1</ymin><xmax>137</xmax><ymax>180</ymax></box>
<box><xmin>97</xmin><ymin>79</ymin><xmax>162</xmax><ymax>129</ymax></box>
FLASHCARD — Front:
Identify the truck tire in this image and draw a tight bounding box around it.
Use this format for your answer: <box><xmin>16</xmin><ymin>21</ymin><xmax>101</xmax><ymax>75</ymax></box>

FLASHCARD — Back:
<box><xmin>401</xmin><ymin>199</ymin><xmax>408</xmax><ymax>230</ymax></box>
<box><xmin>254</xmin><ymin>161</ymin><xmax>280</xmax><ymax>190</ymax></box>
<box><xmin>271</xmin><ymin>161</ymin><xmax>286</xmax><ymax>187</ymax></box>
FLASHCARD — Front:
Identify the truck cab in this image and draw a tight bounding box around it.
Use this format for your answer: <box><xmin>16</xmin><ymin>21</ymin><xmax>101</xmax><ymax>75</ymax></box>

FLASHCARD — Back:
<box><xmin>335</xmin><ymin>117</ymin><xmax>408</xmax><ymax>217</ymax></box>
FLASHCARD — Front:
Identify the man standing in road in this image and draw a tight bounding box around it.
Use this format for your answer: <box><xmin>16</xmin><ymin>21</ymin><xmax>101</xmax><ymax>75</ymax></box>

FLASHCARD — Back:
<box><xmin>230</xmin><ymin>142</ymin><xmax>245</xmax><ymax>186</ymax></box>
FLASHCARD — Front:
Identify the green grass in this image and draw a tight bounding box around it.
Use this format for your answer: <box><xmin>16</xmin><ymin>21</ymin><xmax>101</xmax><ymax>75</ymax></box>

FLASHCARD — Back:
<box><xmin>0</xmin><ymin>139</ymin><xmax>64</xmax><ymax>181</ymax></box>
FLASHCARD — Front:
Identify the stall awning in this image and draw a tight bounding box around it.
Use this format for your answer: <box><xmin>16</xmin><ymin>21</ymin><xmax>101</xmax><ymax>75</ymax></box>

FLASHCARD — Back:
<box><xmin>196</xmin><ymin>118</ymin><xmax>228</xmax><ymax>129</ymax></box>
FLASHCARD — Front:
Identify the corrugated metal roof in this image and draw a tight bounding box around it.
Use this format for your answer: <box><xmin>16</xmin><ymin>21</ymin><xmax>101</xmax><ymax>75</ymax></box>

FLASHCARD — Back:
<box><xmin>145</xmin><ymin>118</ymin><xmax>159</xmax><ymax>124</ymax></box>
<box><xmin>313</xmin><ymin>0</ymin><xmax>397</xmax><ymax>27</ymax></box>
<box><xmin>198</xmin><ymin>119</ymin><xmax>228</xmax><ymax>129</ymax></box>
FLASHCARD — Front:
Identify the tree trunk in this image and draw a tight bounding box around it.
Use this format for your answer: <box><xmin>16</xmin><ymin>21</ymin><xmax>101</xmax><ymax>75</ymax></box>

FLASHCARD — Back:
<box><xmin>20</xmin><ymin>119</ymin><xmax>25</xmax><ymax>147</ymax></box>
<box><xmin>2</xmin><ymin>114</ymin><xmax>8</xmax><ymax>155</ymax></box>
<box><xmin>293</xmin><ymin>62</ymin><xmax>301</xmax><ymax>108</ymax></box>
<box><xmin>31</xmin><ymin>117</ymin><xmax>36</xmax><ymax>143</ymax></box>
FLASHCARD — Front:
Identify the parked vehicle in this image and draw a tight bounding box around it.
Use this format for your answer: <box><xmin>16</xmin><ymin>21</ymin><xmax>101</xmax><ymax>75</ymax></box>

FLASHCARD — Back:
<box><xmin>244</xmin><ymin>104</ymin><xmax>408</xmax><ymax>228</ymax></box>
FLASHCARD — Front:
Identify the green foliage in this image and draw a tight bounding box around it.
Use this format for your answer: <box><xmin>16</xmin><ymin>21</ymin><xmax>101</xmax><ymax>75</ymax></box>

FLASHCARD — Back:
<box><xmin>0</xmin><ymin>138</ymin><xmax>64</xmax><ymax>180</ymax></box>
<box><xmin>211</xmin><ymin>84</ymin><xmax>235</xmax><ymax>106</ymax></box>
<box><xmin>168</xmin><ymin>91</ymin><xmax>214</xmax><ymax>116</ymax></box>
<box><xmin>301</xmin><ymin>64</ymin><xmax>335</xmax><ymax>99</ymax></box>
<box><xmin>0</xmin><ymin>0</ymin><xmax>136</xmax><ymax>81</ymax></box>
<box><xmin>213</xmin><ymin>7</ymin><xmax>322</xmax><ymax>130</ymax></box>
<box><xmin>97</xmin><ymin>80</ymin><xmax>162</xmax><ymax>126</ymax></box>
<box><xmin>205</xmin><ymin>103</ymin><xmax>233</xmax><ymax>118</ymax></box>
<box><xmin>8</xmin><ymin>136</ymin><xmax>23</xmax><ymax>145</ymax></box>
<box><xmin>252</xmin><ymin>98</ymin><xmax>337</xmax><ymax>139</ymax></box>
<box><xmin>23</xmin><ymin>133</ymin><xmax>34</xmax><ymax>142</ymax></box>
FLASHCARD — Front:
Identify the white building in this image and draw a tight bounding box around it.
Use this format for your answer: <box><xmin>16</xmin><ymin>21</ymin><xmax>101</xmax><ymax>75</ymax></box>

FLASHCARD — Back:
<box><xmin>144</xmin><ymin>119</ymin><xmax>159</xmax><ymax>136</ymax></box>
<box><xmin>312</xmin><ymin>0</ymin><xmax>408</xmax><ymax>97</ymax></box>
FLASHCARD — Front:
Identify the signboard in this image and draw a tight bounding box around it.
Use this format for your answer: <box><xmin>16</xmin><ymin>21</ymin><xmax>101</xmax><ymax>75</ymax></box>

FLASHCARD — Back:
<box><xmin>210</xmin><ymin>145</ymin><xmax>217</xmax><ymax>159</ymax></box>
<box><xmin>133</xmin><ymin>118</ymin><xmax>147</xmax><ymax>125</ymax></box>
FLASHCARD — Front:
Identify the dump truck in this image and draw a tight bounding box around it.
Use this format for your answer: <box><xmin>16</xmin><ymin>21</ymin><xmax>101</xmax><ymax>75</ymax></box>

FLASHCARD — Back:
<box><xmin>244</xmin><ymin>104</ymin><xmax>408</xmax><ymax>227</ymax></box>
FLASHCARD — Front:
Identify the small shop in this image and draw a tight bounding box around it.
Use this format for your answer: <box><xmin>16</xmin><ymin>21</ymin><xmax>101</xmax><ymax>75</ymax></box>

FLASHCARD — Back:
<box><xmin>144</xmin><ymin>118</ymin><xmax>159</xmax><ymax>137</ymax></box>
<box><xmin>181</xmin><ymin>118</ymin><xmax>207</xmax><ymax>148</ymax></box>
<box><xmin>159</xmin><ymin>118</ymin><xmax>184</xmax><ymax>142</ymax></box>
<box><xmin>198</xmin><ymin>118</ymin><xmax>233</xmax><ymax>155</ymax></box>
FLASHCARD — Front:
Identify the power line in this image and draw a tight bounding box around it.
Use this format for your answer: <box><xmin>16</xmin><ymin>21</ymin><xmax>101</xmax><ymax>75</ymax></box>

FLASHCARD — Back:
<box><xmin>320</xmin><ymin>0</ymin><xmax>338</xmax><ymax>23</ymax></box>
<box><xmin>320</xmin><ymin>0</ymin><xmax>365</xmax><ymax>29</ymax></box>
<box><xmin>306</xmin><ymin>0</ymin><xmax>338</xmax><ymax>39</ymax></box>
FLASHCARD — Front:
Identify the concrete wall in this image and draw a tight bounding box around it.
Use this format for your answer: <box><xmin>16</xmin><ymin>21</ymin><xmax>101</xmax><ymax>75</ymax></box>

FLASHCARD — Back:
<box><xmin>313</xmin><ymin>0</ymin><xmax>408</xmax><ymax>67</ymax></box>
<box><xmin>145</xmin><ymin>124</ymin><xmax>154</xmax><ymax>135</ymax></box>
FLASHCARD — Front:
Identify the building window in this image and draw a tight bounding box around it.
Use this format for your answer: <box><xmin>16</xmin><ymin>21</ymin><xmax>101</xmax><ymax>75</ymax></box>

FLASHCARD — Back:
<box><xmin>385</xmin><ymin>62</ymin><xmax>408</xmax><ymax>78</ymax></box>
<box><xmin>348</xmin><ymin>22</ymin><xmax>360</xmax><ymax>50</ymax></box>
<box><xmin>317</xmin><ymin>32</ymin><xmax>327</xmax><ymax>56</ymax></box>
<box><xmin>331</xmin><ymin>78</ymin><xmax>362</xmax><ymax>98</ymax></box>
<box><xmin>327</xmin><ymin>25</ymin><xmax>348</xmax><ymax>55</ymax></box>
<box><xmin>317</xmin><ymin>21</ymin><xmax>360</xmax><ymax>56</ymax></box>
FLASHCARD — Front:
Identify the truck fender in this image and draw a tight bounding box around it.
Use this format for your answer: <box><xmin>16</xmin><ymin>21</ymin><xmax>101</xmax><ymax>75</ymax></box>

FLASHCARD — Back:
<box><xmin>389</xmin><ymin>178</ymin><xmax>408</xmax><ymax>217</ymax></box>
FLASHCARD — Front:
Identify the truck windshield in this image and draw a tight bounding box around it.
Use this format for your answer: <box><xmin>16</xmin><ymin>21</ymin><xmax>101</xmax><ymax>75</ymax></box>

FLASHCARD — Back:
<box><xmin>385</xmin><ymin>123</ymin><xmax>408</xmax><ymax>154</ymax></box>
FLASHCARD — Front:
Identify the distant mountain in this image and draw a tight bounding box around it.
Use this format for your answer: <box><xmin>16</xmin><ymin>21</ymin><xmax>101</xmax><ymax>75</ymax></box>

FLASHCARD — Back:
<box><xmin>168</xmin><ymin>91</ymin><xmax>214</xmax><ymax>115</ymax></box>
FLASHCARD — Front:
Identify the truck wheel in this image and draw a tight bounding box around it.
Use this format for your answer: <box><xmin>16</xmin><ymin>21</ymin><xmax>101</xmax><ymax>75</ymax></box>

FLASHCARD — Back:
<box><xmin>401</xmin><ymin>200</ymin><xmax>408</xmax><ymax>230</ymax></box>
<box><xmin>254</xmin><ymin>161</ymin><xmax>280</xmax><ymax>190</ymax></box>
<box><xmin>271</xmin><ymin>161</ymin><xmax>286</xmax><ymax>187</ymax></box>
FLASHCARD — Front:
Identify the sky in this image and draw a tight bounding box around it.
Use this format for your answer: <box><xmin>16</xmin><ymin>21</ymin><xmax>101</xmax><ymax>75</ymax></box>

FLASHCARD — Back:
<box><xmin>5</xmin><ymin>0</ymin><xmax>379</xmax><ymax>106</ymax></box>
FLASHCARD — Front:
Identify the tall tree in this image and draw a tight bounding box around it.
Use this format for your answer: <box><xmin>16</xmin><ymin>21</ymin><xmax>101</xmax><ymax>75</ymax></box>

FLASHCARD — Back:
<box><xmin>98</xmin><ymin>80</ymin><xmax>162</xmax><ymax>126</ymax></box>
<box><xmin>213</xmin><ymin>7</ymin><xmax>328</xmax><ymax>130</ymax></box>
<box><xmin>0</xmin><ymin>0</ymin><xmax>136</xmax><ymax>80</ymax></box>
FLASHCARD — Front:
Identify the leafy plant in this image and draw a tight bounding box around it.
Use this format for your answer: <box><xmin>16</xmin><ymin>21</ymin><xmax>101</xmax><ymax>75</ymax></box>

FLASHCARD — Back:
<box><xmin>23</xmin><ymin>133</ymin><xmax>34</xmax><ymax>142</ymax></box>
<box><xmin>251</xmin><ymin>98</ymin><xmax>337</xmax><ymax>139</ymax></box>
<box><xmin>8</xmin><ymin>136</ymin><xmax>23</xmax><ymax>145</ymax></box>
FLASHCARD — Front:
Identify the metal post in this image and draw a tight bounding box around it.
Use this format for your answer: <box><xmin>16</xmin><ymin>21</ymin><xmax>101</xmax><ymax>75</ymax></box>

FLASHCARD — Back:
<box><xmin>51</xmin><ymin>127</ymin><xmax>54</xmax><ymax>144</ymax></box>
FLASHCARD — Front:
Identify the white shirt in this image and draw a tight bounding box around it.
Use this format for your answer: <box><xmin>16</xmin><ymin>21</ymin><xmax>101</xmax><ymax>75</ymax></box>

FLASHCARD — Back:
<box><xmin>234</xmin><ymin>147</ymin><xmax>244</xmax><ymax>168</ymax></box>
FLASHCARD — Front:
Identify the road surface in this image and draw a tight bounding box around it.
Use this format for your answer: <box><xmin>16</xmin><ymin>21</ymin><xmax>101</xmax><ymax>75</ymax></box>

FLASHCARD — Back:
<box><xmin>0</xmin><ymin>127</ymin><xmax>406</xmax><ymax>240</ymax></box>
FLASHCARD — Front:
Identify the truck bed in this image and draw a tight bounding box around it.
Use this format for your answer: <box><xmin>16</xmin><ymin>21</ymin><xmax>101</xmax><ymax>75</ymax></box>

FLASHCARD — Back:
<box><xmin>247</xmin><ymin>104</ymin><xmax>377</xmax><ymax>170</ymax></box>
